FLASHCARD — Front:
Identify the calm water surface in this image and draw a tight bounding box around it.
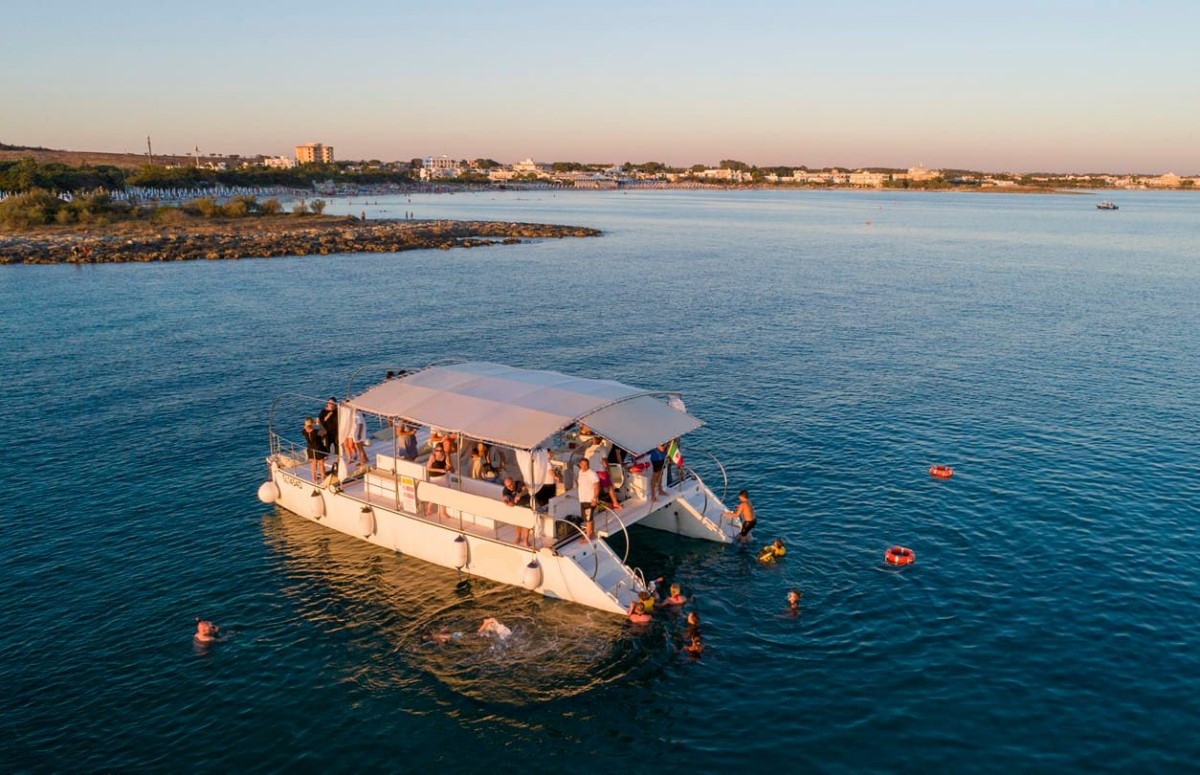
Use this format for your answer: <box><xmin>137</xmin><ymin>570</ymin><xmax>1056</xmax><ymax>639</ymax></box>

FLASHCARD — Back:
<box><xmin>2</xmin><ymin>189</ymin><xmax>1199</xmax><ymax>772</ymax></box>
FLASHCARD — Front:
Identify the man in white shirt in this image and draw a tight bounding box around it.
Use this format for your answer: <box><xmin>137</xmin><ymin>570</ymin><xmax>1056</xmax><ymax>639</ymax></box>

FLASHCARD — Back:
<box><xmin>576</xmin><ymin>458</ymin><xmax>600</xmax><ymax>538</ymax></box>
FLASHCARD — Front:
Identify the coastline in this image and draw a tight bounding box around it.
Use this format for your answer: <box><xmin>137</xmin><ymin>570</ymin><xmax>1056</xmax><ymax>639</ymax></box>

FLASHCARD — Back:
<box><xmin>0</xmin><ymin>217</ymin><xmax>601</xmax><ymax>265</ymax></box>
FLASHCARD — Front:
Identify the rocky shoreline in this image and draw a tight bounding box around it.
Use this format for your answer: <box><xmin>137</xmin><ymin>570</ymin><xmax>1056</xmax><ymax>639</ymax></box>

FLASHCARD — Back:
<box><xmin>0</xmin><ymin>217</ymin><xmax>601</xmax><ymax>265</ymax></box>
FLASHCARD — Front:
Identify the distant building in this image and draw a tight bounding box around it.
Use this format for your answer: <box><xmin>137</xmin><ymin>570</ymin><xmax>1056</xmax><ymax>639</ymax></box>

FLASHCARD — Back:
<box><xmin>512</xmin><ymin>157</ymin><xmax>552</xmax><ymax>177</ymax></box>
<box><xmin>262</xmin><ymin>155</ymin><xmax>296</xmax><ymax>169</ymax></box>
<box><xmin>420</xmin><ymin>155</ymin><xmax>461</xmax><ymax>180</ymax></box>
<box><xmin>907</xmin><ymin>164</ymin><xmax>941</xmax><ymax>182</ymax></box>
<box><xmin>1147</xmin><ymin>173</ymin><xmax>1181</xmax><ymax>188</ymax></box>
<box><xmin>295</xmin><ymin>143</ymin><xmax>334</xmax><ymax>164</ymax></box>
<box><xmin>849</xmin><ymin>170</ymin><xmax>888</xmax><ymax>187</ymax></box>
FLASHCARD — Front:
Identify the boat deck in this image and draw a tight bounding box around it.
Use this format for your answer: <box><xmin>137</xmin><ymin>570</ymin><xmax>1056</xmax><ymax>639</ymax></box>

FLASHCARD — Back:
<box><xmin>276</xmin><ymin>452</ymin><xmax>674</xmax><ymax>554</ymax></box>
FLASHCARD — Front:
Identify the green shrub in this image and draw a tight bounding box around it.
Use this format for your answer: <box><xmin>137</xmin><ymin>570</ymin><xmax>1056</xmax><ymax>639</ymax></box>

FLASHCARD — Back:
<box><xmin>183</xmin><ymin>197</ymin><xmax>221</xmax><ymax>218</ymax></box>
<box><xmin>309</xmin><ymin>198</ymin><xmax>326</xmax><ymax>215</ymax></box>
<box><xmin>0</xmin><ymin>188</ymin><xmax>64</xmax><ymax>228</ymax></box>
<box><xmin>152</xmin><ymin>207</ymin><xmax>189</xmax><ymax>224</ymax></box>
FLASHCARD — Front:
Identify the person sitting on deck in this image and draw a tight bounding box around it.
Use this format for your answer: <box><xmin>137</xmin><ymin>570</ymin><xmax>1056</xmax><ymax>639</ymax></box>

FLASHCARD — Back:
<box><xmin>758</xmin><ymin>538</ymin><xmax>786</xmax><ymax>564</ymax></box>
<box><xmin>595</xmin><ymin>462</ymin><xmax>622</xmax><ymax>511</ymax></box>
<box><xmin>470</xmin><ymin>441</ymin><xmax>502</xmax><ymax>480</ymax></box>
<box><xmin>502</xmin><ymin>477</ymin><xmax>533</xmax><ymax>547</ymax></box>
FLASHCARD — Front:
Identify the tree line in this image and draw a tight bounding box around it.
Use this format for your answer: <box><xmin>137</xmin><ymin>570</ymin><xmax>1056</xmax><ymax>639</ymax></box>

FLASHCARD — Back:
<box><xmin>0</xmin><ymin>189</ymin><xmax>329</xmax><ymax>229</ymax></box>
<box><xmin>0</xmin><ymin>159</ymin><xmax>414</xmax><ymax>193</ymax></box>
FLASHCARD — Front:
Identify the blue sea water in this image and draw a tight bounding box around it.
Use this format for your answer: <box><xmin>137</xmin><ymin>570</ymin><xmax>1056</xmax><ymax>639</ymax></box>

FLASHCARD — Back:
<box><xmin>2</xmin><ymin>189</ymin><xmax>1199</xmax><ymax>772</ymax></box>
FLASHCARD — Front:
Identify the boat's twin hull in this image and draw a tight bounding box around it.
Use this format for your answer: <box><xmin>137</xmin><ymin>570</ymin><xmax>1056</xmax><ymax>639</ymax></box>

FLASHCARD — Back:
<box><xmin>273</xmin><ymin>466</ymin><xmax>631</xmax><ymax>613</ymax></box>
<box><xmin>270</xmin><ymin>463</ymin><xmax>737</xmax><ymax>615</ymax></box>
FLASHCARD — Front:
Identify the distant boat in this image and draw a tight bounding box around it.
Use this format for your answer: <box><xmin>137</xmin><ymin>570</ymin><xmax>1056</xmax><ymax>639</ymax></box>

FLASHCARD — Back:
<box><xmin>1096</xmin><ymin>201</ymin><xmax>1119</xmax><ymax>210</ymax></box>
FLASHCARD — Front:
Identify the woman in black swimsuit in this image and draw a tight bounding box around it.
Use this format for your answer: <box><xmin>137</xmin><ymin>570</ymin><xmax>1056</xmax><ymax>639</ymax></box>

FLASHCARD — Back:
<box><xmin>303</xmin><ymin>417</ymin><xmax>327</xmax><ymax>482</ymax></box>
<box><xmin>425</xmin><ymin>443</ymin><xmax>453</xmax><ymax>517</ymax></box>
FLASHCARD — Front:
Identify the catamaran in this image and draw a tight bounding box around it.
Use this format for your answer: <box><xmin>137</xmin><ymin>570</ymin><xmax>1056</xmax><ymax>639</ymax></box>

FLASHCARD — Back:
<box><xmin>258</xmin><ymin>362</ymin><xmax>738</xmax><ymax>614</ymax></box>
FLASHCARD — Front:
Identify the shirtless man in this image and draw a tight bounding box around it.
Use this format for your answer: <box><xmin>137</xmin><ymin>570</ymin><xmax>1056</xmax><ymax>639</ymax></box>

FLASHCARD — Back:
<box><xmin>723</xmin><ymin>489</ymin><xmax>756</xmax><ymax>542</ymax></box>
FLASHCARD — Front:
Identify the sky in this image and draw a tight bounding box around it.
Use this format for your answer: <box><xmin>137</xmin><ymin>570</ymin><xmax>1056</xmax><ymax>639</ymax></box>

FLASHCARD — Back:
<box><xmin>2</xmin><ymin>0</ymin><xmax>1197</xmax><ymax>173</ymax></box>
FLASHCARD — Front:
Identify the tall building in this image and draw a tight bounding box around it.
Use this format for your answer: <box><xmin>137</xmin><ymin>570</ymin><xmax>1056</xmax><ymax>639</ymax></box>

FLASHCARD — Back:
<box><xmin>295</xmin><ymin>142</ymin><xmax>334</xmax><ymax>164</ymax></box>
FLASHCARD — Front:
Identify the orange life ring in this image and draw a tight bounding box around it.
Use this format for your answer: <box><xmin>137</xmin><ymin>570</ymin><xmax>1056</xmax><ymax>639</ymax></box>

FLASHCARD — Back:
<box><xmin>885</xmin><ymin>546</ymin><xmax>915</xmax><ymax>566</ymax></box>
<box><xmin>929</xmin><ymin>465</ymin><xmax>954</xmax><ymax>479</ymax></box>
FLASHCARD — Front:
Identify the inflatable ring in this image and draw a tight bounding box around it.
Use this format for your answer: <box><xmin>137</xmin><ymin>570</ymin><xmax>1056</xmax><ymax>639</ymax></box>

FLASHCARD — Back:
<box><xmin>885</xmin><ymin>546</ymin><xmax>915</xmax><ymax>566</ymax></box>
<box><xmin>929</xmin><ymin>465</ymin><xmax>954</xmax><ymax>479</ymax></box>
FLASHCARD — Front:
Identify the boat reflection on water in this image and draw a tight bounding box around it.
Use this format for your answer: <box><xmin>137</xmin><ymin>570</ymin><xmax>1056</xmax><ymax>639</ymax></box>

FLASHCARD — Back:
<box><xmin>261</xmin><ymin>508</ymin><xmax>666</xmax><ymax>706</ymax></box>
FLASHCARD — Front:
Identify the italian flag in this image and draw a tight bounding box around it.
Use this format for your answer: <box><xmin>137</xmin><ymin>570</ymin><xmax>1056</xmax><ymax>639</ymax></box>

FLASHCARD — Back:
<box><xmin>666</xmin><ymin>439</ymin><xmax>684</xmax><ymax>469</ymax></box>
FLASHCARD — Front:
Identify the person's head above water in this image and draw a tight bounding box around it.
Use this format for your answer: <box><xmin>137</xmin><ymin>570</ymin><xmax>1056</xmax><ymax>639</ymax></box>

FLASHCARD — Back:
<box><xmin>194</xmin><ymin>618</ymin><xmax>219</xmax><ymax>641</ymax></box>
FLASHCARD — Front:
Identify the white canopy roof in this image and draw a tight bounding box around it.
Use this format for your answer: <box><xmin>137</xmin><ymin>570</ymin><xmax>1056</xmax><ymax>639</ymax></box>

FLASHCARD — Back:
<box><xmin>346</xmin><ymin>362</ymin><xmax>703</xmax><ymax>452</ymax></box>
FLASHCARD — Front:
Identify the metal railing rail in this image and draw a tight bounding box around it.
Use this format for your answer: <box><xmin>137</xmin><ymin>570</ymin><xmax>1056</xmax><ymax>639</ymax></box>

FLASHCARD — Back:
<box><xmin>561</xmin><ymin>519</ymin><xmax>600</xmax><ymax>580</ymax></box>
<box><xmin>597</xmin><ymin>504</ymin><xmax>632</xmax><ymax>566</ymax></box>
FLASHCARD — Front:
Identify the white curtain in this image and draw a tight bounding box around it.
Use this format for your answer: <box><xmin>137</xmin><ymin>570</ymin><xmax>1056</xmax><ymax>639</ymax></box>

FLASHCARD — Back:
<box><xmin>516</xmin><ymin>448</ymin><xmax>552</xmax><ymax>484</ymax></box>
<box><xmin>516</xmin><ymin>449</ymin><xmax>534</xmax><ymax>484</ymax></box>
<box><xmin>531</xmin><ymin>448</ymin><xmax>551</xmax><ymax>487</ymax></box>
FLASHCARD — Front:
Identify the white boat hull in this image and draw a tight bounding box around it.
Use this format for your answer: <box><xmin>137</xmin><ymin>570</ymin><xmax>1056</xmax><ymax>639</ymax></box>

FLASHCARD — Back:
<box><xmin>269</xmin><ymin>461</ymin><xmax>733</xmax><ymax>615</ymax></box>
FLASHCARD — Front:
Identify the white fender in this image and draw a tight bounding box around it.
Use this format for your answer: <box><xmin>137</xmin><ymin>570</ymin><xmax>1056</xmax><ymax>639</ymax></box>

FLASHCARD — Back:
<box><xmin>257</xmin><ymin>480</ymin><xmax>280</xmax><ymax>504</ymax></box>
<box><xmin>306</xmin><ymin>489</ymin><xmax>325</xmax><ymax>519</ymax></box>
<box><xmin>522</xmin><ymin>558</ymin><xmax>542</xmax><ymax>590</ymax></box>
<box><xmin>453</xmin><ymin>534</ymin><xmax>469</xmax><ymax>568</ymax></box>
<box><xmin>359</xmin><ymin>507</ymin><xmax>376</xmax><ymax>537</ymax></box>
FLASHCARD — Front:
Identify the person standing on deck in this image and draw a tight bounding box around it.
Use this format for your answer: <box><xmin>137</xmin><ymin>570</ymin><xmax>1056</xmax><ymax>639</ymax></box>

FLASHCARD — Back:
<box><xmin>303</xmin><ymin>417</ymin><xmax>326</xmax><ymax>482</ymax></box>
<box><xmin>319</xmin><ymin>398</ymin><xmax>339</xmax><ymax>456</ymax></box>
<box><xmin>648</xmin><ymin>443</ymin><xmax>669</xmax><ymax>502</ymax></box>
<box><xmin>576</xmin><ymin>459</ymin><xmax>600</xmax><ymax>539</ymax></box>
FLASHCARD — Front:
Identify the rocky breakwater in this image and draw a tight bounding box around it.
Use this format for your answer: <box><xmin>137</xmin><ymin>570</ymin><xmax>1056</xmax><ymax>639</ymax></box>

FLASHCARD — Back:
<box><xmin>0</xmin><ymin>217</ymin><xmax>601</xmax><ymax>265</ymax></box>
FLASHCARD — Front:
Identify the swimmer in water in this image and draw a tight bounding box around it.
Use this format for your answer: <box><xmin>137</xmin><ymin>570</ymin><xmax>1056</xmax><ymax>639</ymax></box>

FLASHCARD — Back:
<box><xmin>425</xmin><ymin>628</ymin><xmax>464</xmax><ymax>645</ymax></box>
<box><xmin>194</xmin><ymin>618</ymin><xmax>219</xmax><ymax>643</ymax></box>
<box><xmin>758</xmin><ymin>538</ymin><xmax>786</xmax><ymax>564</ymax></box>
<box><xmin>660</xmin><ymin>583</ymin><xmax>687</xmax><ymax>607</ymax></box>
<box><xmin>683</xmin><ymin>634</ymin><xmax>704</xmax><ymax>656</ymax></box>
<box><xmin>637</xmin><ymin>589</ymin><xmax>656</xmax><ymax>614</ymax></box>
<box><xmin>477</xmin><ymin>617</ymin><xmax>513</xmax><ymax>640</ymax></box>
<box><xmin>787</xmin><ymin>589</ymin><xmax>802</xmax><ymax>614</ymax></box>
<box><xmin>684</xmin><ymin>611</ymin><xmax>702</xmax><ymax>640</ymax></box>
<box><xmin>627</xmin><ymin>601</ymin><xmax>652</xmax><ymax>624</ymax></box>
